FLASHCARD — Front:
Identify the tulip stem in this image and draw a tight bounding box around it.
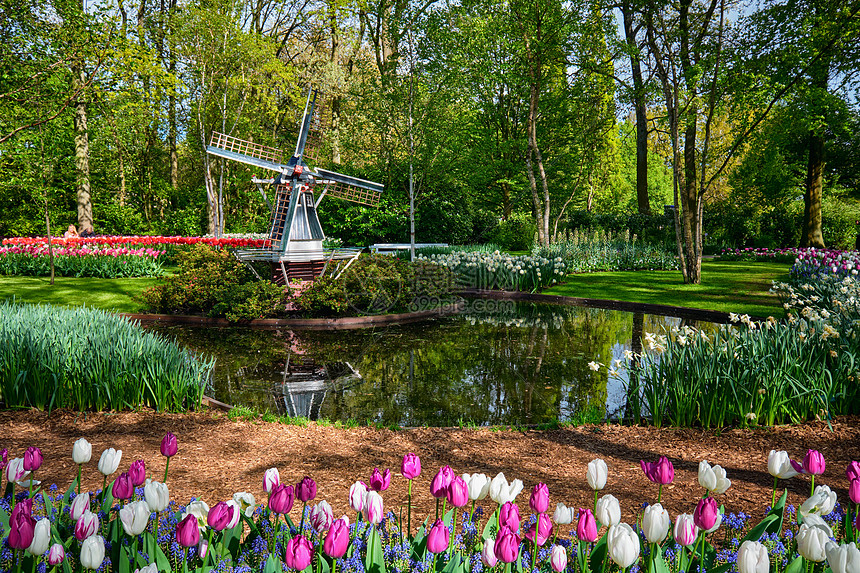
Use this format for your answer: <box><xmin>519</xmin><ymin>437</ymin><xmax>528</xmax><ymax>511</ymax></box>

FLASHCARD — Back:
<box><xmin>407</xmin><ymin>479</ymin><xmax>413</xmax><ymax>541</ymax></box>
<box><xmin>16</xmin><ymin>549</ymin><xmax>22</xmax><ymax>573</ymax></box>
<box><xmin>101</xmin><ymin>475</ymin><xmax>106</xmax><ymax>507</ymax></box>
<box><xmin>593</xmin><ymin>490</ymin><xmax>598</xmax><ymax>514</ymax></box>
<box><xmin>300</xmin><ymin>502</ymin><xmax>307</xmax><ymax>536</ymax></box>
<box><xmin>810</xmin><ymin>475</ymin><xmax>815</xmax><ymax>498</ymax></box>
<box><xmin>163</xmin><ymin>458</ymin><xmax>170</xmax><ymax>484</ymax></box>
<box><xmin>449</xmin><ymin>510</ymin><xmax>458</xmax><ymax>557</ymax></box>
<box><xmin>77</xmin><ymin>464</ymin><xmax>82</xmax><ymax>495</ymax></box>
<box><xmin>206</xmin><ymin>529</ymin><xmax>214</xmax><ymax>567</ymax></box>
<box><xmin>532</xmin><ymin>513</ymin><xmax>540</xmax><ymax>572</ymax></box>
<box><xmin>331</xmin><ymin>557</ymin><xmax>338</xmax><ymax>573</ymax></box>
<box><xmin>435</xmin><ymin>498</ymin><xmax>439</xmax><ymax>522</ymax></box>
<box><xmin>772</xmin><ymin>477</ymin><xmax>778</xmax><ymax>510</ymax></box>
<box><xmin>657</xmin><ymin>484</ymin><xmax>662</xmax><ymax>504</ymax></box>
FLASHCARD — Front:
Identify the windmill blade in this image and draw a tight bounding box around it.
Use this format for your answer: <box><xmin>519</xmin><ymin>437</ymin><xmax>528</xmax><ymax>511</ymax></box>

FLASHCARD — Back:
<box><xmin>302</xmin><ymin>95</ymin><xmax>329</xmax><ymax>164</ymax></box>
<box><xmin>294</xmin><ymin>88</ymin><xmax>324</xmax><ymax>161</ymax></box>
<box><xmin>207</xmin><ymin>132</ymin><xmax>286</xmax><ymax>172</ymax></box>
<box><xmin>316</xmin><ymin>168</ymin><xmax>383</xmax><ymax>207</ymax></box>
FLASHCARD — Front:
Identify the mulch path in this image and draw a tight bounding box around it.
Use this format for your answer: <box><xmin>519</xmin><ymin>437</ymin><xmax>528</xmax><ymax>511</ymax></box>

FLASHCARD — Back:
<box><xmin>3</xmin><ymin>409</ymin><xmax>859</xmax><ymax>526</ymax></box>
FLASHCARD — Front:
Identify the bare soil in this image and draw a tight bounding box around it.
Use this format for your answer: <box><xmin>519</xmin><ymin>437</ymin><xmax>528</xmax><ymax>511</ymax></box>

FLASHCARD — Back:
<box><xmin>2</xmin><ymin>409</ymin><xmax>858</xmax><ymax>525</ymax></box>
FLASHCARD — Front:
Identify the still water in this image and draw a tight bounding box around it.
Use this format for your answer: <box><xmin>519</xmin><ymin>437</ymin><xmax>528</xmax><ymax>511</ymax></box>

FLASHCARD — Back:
<box><xmin>146</xmin><ymin>302</ymin><xmax>718</xmax><ymax>427</ymax></box>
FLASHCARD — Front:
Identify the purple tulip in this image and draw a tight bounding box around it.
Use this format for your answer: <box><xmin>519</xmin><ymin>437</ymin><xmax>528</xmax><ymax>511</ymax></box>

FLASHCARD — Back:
<box><xmin>430</xmin><ymin>465</ymin><xmax>454</xmax><ymax>499</ymax></box>
<box><xmin>75</xmin><ymin>511</ymin><xmax>99</xmax><ymax>541</ymax></box>
<box><xmin>8</xmin><ymin>499</ymin><xmax>36</xmax><ymax>549</ymax></box>
<box><xmin>791</xmin><ymin>449</ymin><xmax>826</xmax><ymax>475</ymax></box>
<box><xmin>208</xmin><ymin>501</ymin><xmax>235</xmax><ymax>531</ymax></box>
<box><xmin>0</xmin><ymin>448</ymin><xmax>7</xmax><ymax>471</ymax></box>
<box><xmin>694</xmin><ymin>497</ymin><xmax>719</xmax><ymax>531</ymax></box>
<box><xmin>427</xmin><ymin>519</ymin><xmax>450</xmax><ymax>553</ymax></box>
<box><xmin>176</xmin><ymin>514</ymin><xmax>200</xmax><ymax>547</ymax></box>
<box><xmin>161</xmin><ymin>433</ymin><xmax>178</xmax><ymax>457</ymax></box>
<box><xmin>47</xmin><ymin>543</ymin><xmax>66</xmax><ymax>566</ymax></box>
<box><xmin>847</xmin><ymin>461</ymin><xmax>860</xmax><ymax>482</ymax></box>
<box><xmin>447</xmin><ymin>475</ymin><xmax>469</xmax><ymax>508</ymax></box>
<box><xmin>128</xmin><ymin>459</ymin><xmax>146</xmax><ymax>487</ymax></box>
<box><xmin>112</xmin><ymin>472</ymin><xmax>134</xmax><ymax>501</ymax></box>
<box><xmin>269</xmin><ymin>484</ymin><xmax>295</xmax><ymax>515</ymax></box>
<box><xmin>23</xmin><ymin>447</ymin><xmax>43</xmax><ymax>472</ymax></box>
<box><xmin>285</xmin><ymin>535</ymin><xmax>314</xmax><ymax>570</ymax></box>
<box><xmin>324</xmin><ymin>518</ymin><xmax>350</xmax><ymax>558</ymax></box>
<box><xmin>370</xmin><ymin>468</ymin><xmax>391</xmax><ymax>491</ymax></box>
<box><xmin>402</xmin><ymin>453</ymin><xmax>421</xmax><ymax>480</ymax></box>
<box><xmin>296</xmin><ymin>476</ymin><xmax>317</xmax><ymax>503</ymax></box>
<box><xmin>576</xmin><ymin>508</ymin><xmax>598</xmax><ymax>542</ymax></box>
<box><xmin>495</xmin><ymin>526</ymin><xmax>521</xmax><ymax>563</ymax></box>
<box><xmin>526</xmin><ymin>512</ymin><xmax>553</xmax><ymax>546</ymax></box>
<box><xmin>499</xmin><ymin>501</ymin><xmax>521</xmax><ymax>532</ymax></box>
<box><xmin>856</xmin><ymin>509</ymin><xmax>860</xmax><ymax>533</ymax></box>
<box><xmin>641</xmin><ymin>456</ymin><xmax>675</xmax><ymax>485</ymax></box>
<box><xmin>850</xmin><ymin>479</ymin><xmax>860</xmax><ymax>505</ymax></box>
<box><xmin>530</xmin><ymin>482</ymin><xmax>549</xmax><ymax>513</ymax></box>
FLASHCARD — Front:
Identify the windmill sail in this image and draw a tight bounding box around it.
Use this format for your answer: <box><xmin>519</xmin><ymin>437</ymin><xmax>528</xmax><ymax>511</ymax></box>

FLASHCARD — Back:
<box><xmin>207</xmin><ymin>132</ymin><xmax>285</xmax><ymax>173</ymax></box>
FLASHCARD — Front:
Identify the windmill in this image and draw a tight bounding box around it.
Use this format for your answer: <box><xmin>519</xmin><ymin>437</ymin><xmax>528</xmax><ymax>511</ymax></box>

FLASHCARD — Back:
<box><xmin>206</xmin><ymin>88</ymin><xmax>384</xmax><ymax>282</ymax></box>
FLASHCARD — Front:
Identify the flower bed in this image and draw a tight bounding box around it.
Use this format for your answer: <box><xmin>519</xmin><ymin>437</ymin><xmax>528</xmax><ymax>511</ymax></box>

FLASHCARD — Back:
<box><xmin>716</xmin><ymin>248</ymin><xmax>802</xmax><ymax>264</ymax></box>
<box><xmin>0</xmin><ymin>243</ymin><xmax>166</xmax><ymax>278</ymax></box>
<box><xmin>790</xmin><ymin>249</ymin><xmax>860</xmax><ymax>281</ymax></box>
<box><xmin>1</xmin><ymin>439</ymin><xmax>859</xmax><ymax>573</ymax></box>
<box><xmin>2</xmin><ymin>236</ymin><xmax>270</xmax><ymax>249</ymax></box>
<box><xmin>417</xmin><ymin>250</ymin><xmax>569</xmax><ymax>292</ymax></box>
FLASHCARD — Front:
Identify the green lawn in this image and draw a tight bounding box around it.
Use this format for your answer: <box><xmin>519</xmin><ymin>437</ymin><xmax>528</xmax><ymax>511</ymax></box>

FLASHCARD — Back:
<box><xmin>0</xmin><ymin>276</ymin><xmax>160</xmax><ymax>313</ymax></box>
<box><xmin>543</xmin><ymin>260</ymin><xmax>791</xmax><ymax>318</ymax></box>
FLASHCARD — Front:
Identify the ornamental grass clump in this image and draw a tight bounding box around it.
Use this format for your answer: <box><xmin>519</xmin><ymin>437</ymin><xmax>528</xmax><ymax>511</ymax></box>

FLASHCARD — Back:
<box><xmin>536</xmin><ymin>229</ymin><xmax>679</xmax><ymax>273</ymax></box>
<box><xmin>0</xmin><ymin>302</ymin><xmax>212</xmax><ymax>412</ymax></box>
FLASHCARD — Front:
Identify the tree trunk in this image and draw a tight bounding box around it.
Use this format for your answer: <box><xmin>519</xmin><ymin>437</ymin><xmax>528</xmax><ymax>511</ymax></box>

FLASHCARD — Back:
<box><xmin>72</xmin><ymin>63</ymin><xmax>93</xmax><ymax>234</ymax></box>
<box><xmin>622</xmin><ymin>2</ymin><xmax>650</xmax><ymax>215</ymax></box>
<box><xmin>801</xmin><ymin>129</ymin><xmax>826</xmax><ymax>247</ymax></box>
<box><xmin>681</xmin><ymin>118</ymin><xmax>700</xmax><ymax>283</ymax></box>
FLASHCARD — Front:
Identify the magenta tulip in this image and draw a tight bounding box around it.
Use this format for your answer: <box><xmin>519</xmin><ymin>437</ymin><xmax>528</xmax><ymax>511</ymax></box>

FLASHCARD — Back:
<box><xmin>530</xmin><ymin>482</ymin><xmax>549</xmax><ymax>513</ymax></box>
<box><xmin>23</xmin><ymin>447</ymin><xmax>43</xmax><ymax>472</ymax></box>
<box><xmin>430</xmin><ymin>465</ymin><xmax>454</xmax><ymax>498</ymax></box>
<box><xmin>847</xmin><ymin>461</ymin><xmax>860</xmax><ymax>482</ymax></box>
<box><xmin>8</xmin><ymin>500</ymin><xmax>36</xmax><ymax>549</ymax></box>
<box><xmin>112</xmin><ymin>471</ymin><xmax>134</xmax><ymax>501</ymax></box>
<box><xmin>856</xmin><ymin>509</ymin><xmax>860</xmax><ymax>533</ymax></box>
<box><xmin>269</xmin><ymin>484</ymin><xmax>295</xmax><ymax>515</ymax></box>
<box><xmin>447</xmin><ymin>475</ymin><xmax>469</xmax><ymax>508</ymax></box>
<box><xmin>324</xmin><ymin>518</ymin><xmax>350</xmax><ymax>558</ymax></box>
<box><xmin>850</xmin><ymin>479</ymin><xmax>860</xmax><ymax>505</ymax></box>
<box><xmin>176</xmin><ymin>514</ymin><xmax>200</xmax><ymax>547</ymax></box>
<box><xmin>526</xmin><ymin>512</ymin><xmax>553</xmax><ymax>546</ymax></box>
<box><xmin>427</xmin><ymin>519</ymin><xmax>450</xmax><ymax>554</ymax></box>
<box><xmin>402</xmin><ymin>453</ymin><xmax>421</xmax><ymax>480</ymax></box>
<box><xmin>296</xmin><ymin>476</ymin><xmax>317</xmax><ymax>503</ymax></box>
<box><xmin>0</xmin><ymin>448</ymin><xmax>7</xmax><ymax>471</ymax></box>
<box><xmin>791</xmin><ymin>449</ymin><xmax>825</xmax><ymax>475</ymax></box>
<box><xmin>576</xmin><ymin>508</ymin><xmax>598</xmax><ymax>542</ymax></box>
<box><xmin>74</xmin><ymin>511</ymin><xmax>99</xmax><ymax>541</ymax></box>
<box><xmin>161</xmin><ymin>433</ymin><xmax>178</xmax><ymax>457</ymax></box>
<box><xmin>370</xmin><ymin>468</ymin><xmax>391</xmax><ymax>492</ymax></box>
<box><xmin>128</xmin><ymin>459</ymin><xmax>146</xmax><ymax>487</ymax></box>
<box><xmin>495</xmin><ymin>526</ymin><xmax>521</xmax><ymax>563</ymax></box>
<box><xmin>285</xmin><ymin>535</ymin><xmax>314</xmax><ymax>570</ymax></box>
<box><xmin>499</xmin><ymin>501</ymin><xmax>521</xmax><ymax>532</ymax></box>
<box><xmin>208</xmin><ymin>501</ymin><xmax>235</xmax><ymax>531</ymax></box>
<box><xmin>694</xmin><ymin>497</ymin><xmax>719</xmax><ymax>531</ymax></box>
<box><xmin>641</xmin><ymin>456</ymin><xmax>675</xmax><ymax>485</ymax></box>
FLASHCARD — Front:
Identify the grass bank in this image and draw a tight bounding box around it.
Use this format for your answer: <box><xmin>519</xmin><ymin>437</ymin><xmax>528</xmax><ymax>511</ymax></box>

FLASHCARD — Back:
<box><xmin>544</xmin><ymin>260</ymin><xmax>791</xmax><ymax>318</ymax></box>
<box><xmin>0</xmin><ymin>275</ymin><xmax>160</xmax><ymax>312</ymax></box>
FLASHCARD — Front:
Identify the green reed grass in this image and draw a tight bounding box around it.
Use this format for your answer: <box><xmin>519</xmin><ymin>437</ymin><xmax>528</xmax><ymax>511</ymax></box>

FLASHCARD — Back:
<box><xmin>0</xmin><ymin>302</ymin><xmax>213</xmax><ymax>412</ymax></box>
<box><xmin>535</xmin><ymin>228</ymin><xmax>679</xmax><ymax>273</ymax></box>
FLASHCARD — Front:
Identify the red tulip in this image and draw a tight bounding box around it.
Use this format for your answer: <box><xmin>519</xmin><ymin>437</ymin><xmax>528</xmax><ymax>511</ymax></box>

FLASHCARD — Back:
<box><xmin>401</xmin><ymin>453</ymin><xmax>421</xmax><ymax>480</ymax></box>
<box><xmin>269</xmin><ymin>484</ymin><xmax>295</xmax><ymax>515</ymax></box>
<box><xmin>427</xmin><ymin>519</ymin><xmax>450</xmax><ymax>554</ymax></box>
<box><xmin>641</xmin><ymin>456</ymin><xmax>675</xmax><ymax>485</ymax></box>
<box><xmin>285</xmin><ymin>535</ymin><xmax>313</xmax><ymax>570</ymax></box>
<box><xmin>129</xmin><ymin>460</ymin><xmax>146</xmax><ymax>487</ymax></box>
<box><xmin>370</xmin><ymin>468</ymin><xmax>391</xmax><ymax>491</ymax></box>
<box><xmin>161</xmin><ymin>433</ymin><xmax>178</xmax><ymax>457</ymax></box>
<box><xmin>23</xmin><ymin>447</ymin><xmax>42</xmax><ymax>472</ymax></box>
<box><xmin>8</xmin><ymin>500</ymin><xmax>36</xmax><ymax>549</ymax></box>
<box><xmin>296</xmin><ymin>476</ymin><xmax>317</xmax><ymax>503</ymax></box>
<box><xmin>447</xmin><ymin>475</ymin><xmax>469</xmax><ymax>508</ymax></box>
<box><xmin>499</xmin><ymin>501</ymin><xmax>521</xmax><ymax>532</ymax></box>
<box><xmin>112</xmin><ymin>472</ymin><xmax>134</xmax><ymax>501</ymax></box>
<box><xmin>324</xmin><ymin>518</ymin><xmax>350</xmax><ymax>558</ymax></box>
<box><xmin>530</xmin><ymin>483</ymin><xmax>549</xmax><ymax>513</ymax></box>
<box><xmin>176</xmin><ymin>514</ymin><xmax>200</xmax><ymax>547</ymax></box>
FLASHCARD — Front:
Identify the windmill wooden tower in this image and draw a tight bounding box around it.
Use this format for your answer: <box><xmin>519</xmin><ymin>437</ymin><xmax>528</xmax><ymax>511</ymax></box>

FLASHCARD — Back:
<box><xmin>206</xmin><ymin>88</ymin><xmax>384</xmax><ymax>282</ymax></box>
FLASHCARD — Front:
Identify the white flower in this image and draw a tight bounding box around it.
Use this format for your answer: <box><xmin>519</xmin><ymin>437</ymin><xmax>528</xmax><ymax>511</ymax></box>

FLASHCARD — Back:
<box><xmin>463</xmin><ymin>473</ymin><xmax>491</xmax><ymax>501</ymax></box>
<box><xmin>73</xmin><ymin>438</ymin><xmax>92</xmax><ymax>465</ymax></box>
<box><xmin>97</xmin><ymin>448</ymin><xmax>122</xmax><ymax>477</ymax></box>
<box><xmin>825</xmin><ymin>541</ymin><xmax>860</xmax><ymax>573</ymax></box>
<box><xmin>642</xmin><ymin>503</ymin><xmax>670</xmax><ymax>543</ymax></box>
<box><xmin>182</xmin><ymin>499</ymin><xmax>210</xmax><ymax>532</ymax></box>
<box><xmin>144</xmin><ymin>480</ymin><xmax>170</xmax><ymax>513</ymax></box>
<box><xmin>119</xmin><ymin>501</ymin><xmax>151</xmax><ymax>536</ymax></box>
<box><xmin>233</xmin><ymin>492</ymin><xmax>257</xmax><ymax>518</ymax></box>
<box><xmin>489</xmin><ymin>473</ymin><xmax>524</xmax><ymax>505</ymax></box>
<box><xmin>27</xmin><ymin>518</ymin><xmax>51</xmax><ymax>556</ymax></box>
<box><xmin>607</xmin><ymin>523</ymin><xmax>640</xmax><ymax>569</ymax></box>
<box><xmin>134</xmin><ymin>564</ymin><xmax>159</xmax><ymax>573</ymax></box>
<box><xmin>80</xmin><ymin>535</ymin><xmax>105</xmax><ymax>570</ymax></box>
<box><xmin>737</xmin><ymin>541</ymin><xmax>770</xmax><ymax>573</ymax></box>
<box><xmin>588</xmin><ymin>361</ymin><xmax>601</xmax><ymax>371</ymax></box>
<box><xmin>698</xmin><ymin>460</ymin><xmax>731</xmax><ymax>495</ymax></box>
<box><xmin>553</xmin><ymin>502</ymin><xmax>575</xmax><ymax>525</ymax></box>
<box><xmin>767</xmin><ymin>450</ymin><xmax>799</xmax><ymax>479</ymax></box>
<box><xmin>595</xmin><ymin>494</ymin><xmax>621</xmax><ymax>528</ymax></box>
<box><xmin>799</xmin><ymin>485</ymin><xmax>837</xmax><ymax>518</ymax></box>
<box><xmin>797</xmin><ymin>523</ymin><xmax>830</xmax><ymax>562</ymax></box>
<box><xmin>586</xmin><ymin>459</ymin><xmax>608</xmax><ymax>491</ymax></box>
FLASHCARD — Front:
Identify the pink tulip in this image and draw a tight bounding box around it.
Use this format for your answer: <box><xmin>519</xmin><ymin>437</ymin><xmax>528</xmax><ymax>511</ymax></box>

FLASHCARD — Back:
<box><xmin>430</xmin><ymin>465</ymin><xmax>454</xmax><ymax>499</ymax></box>
<box><xmin>427</xmin><ymin>519</ymin><xmax>450</xmax><ymax>554</ymax></box>
<box><xmin>207</xmin><ymin>501</ymin><xmax>235</xmax><ymax>531</ymax></box>
<box><xmin>8</xmin><ymin>500</ymin><xmax>36</xmax><ymax>549</ymax></box>
<box><xmin>482</xmin><ymin>538</ymin><xmax>499</xmax><ymax>567</ymax></box>
<box><xmin>850</xmin><ymin>479</ymin><xmax>860</xmax><ymax>505</ymax></box>
<box><xmin>324</xmin><ymin>518</ymin><xmax>350</xmax><ymax>558</ymax></box>
<box><xmin>75</xmin><ymin>511</ymin><xmax>99</xmax><ymax>541</ymax></box>
<box><xmin>128</xmin><ymin>460</ymin><xmax>146</xmax><ymax>487</ymax></box>
<box><xmin>641</xmin><ymin>456</ymin><xmax>675</xmax><ymax>485</ymax></box>
<box><xmin>70</xmin><ymin>492</ymin><xmax>90</xmax><ymax>521</ymax></box>
<box><xmin>447</xmin><ymin>475</ymin><xmax>469</xmax><ymax>508</ymax></box>
<box><xmin>269</xmin><ymin>484</ymin><xmax>294</xmax><ymax>515</ymax></box>
<box><xmin>112</xmin><ymin>472</ymin><xmax>134</xmax><ymax>501</ymax></box>
<box><xmin>370</xmin><ymin>468</ymin><xmax>391</xmax><ymax>492</ymax></box>
<box><xmin>847</xmin><ymin>461</ymin><xmax>860</xmax><ymax>482</ymax></box>
<box><xmin>160</xmin><ymin>433</ymin><xmax>178</xmax><ymax>457</ymax></box>
<box><xmin>23</xmin><ymin>447</ymin><xmax>42</xmax><ymax>472</ymax></box>
<box><xmin>310</xmin><ymin>501</ymin><xmax>334</xmax><ymax>534</ymax></box>
<box><xmin>551</xmin><ymin>545</ymin><xmax>568</xmax><ymax>573</ymax></box>
<box><xmin>856</xmin><ymin>509</ymin><xmax>860</xmax><ymax>533</ymax></box>
<box><xmin>402</xmin><ymin>453</ymin><xmax>421</xmax><ymax>480</ymax></box>
<box><xmin>530</xmin><ymin>483</ymin><xmax>549</xmax><ymax>513</ymax></box>
<box><xmin>694</xmin><ymin>497</ymin><xmax>719</xmax><ymax>531</ymax></box>
<box><xmin>499</xmin><ymin>501</ymin><xmax>521</xmax><ymax>532</ymax></box>
<box><xmin>285</xmin><ymin>535</ymin><xmax>314</xmax><ymax>570</ymax></box>
<box><xmin>47</xmin><ymin>543</ymin><xmax>65</xmax><ymax>566</ymax></box>
<box><xmin>176</xmin><ymin>514</ymin><xmax>200</xmax><ymax>547</ymax></box>
<box><xmin>791</xmin><ymin>449</ymin><xmax>825</xmax><ymax>475</ymax></box>
<box><xmin>0</xmin><ymin>448</ymin><xmax>7</xmax><ymax>471</ymax></box>
<box><xmin>495</xmin><ymin>526</ymin><xmax>521</xmax><ymax>563</ymax></box>
<box><xmin>296</xmin><ymin>476</ymin><xmax>317</xmax><ymax>503</ymax></box>
<box><xmin>576</xmin><ymin>508</ymin><xmax>598</xmax><ymax>542</ymax></box>
<box><xmin>526</xmin><ymin>512</ymin><xmax>553</xmax><ymax>546</ymax></box>
<box><xmin>673</xmin><ymin>514</ymin><xmax>698</xmax><ymax>547</ymax></box>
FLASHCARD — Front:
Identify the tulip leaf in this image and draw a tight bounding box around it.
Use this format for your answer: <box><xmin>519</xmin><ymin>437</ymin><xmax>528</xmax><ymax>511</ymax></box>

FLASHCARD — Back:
<box><xmin>318</xmin><ymin>555</ymin><xmax>331</xmax><ymax>573</ymax></box>
<box><xmin>118</xmin><ymin>545</ymin><xmax>131</xmax><ymax>573</ymax></box>
<box><xmin>783</xmin><ymin>555</ymin><xmax>803</xmax><ymax>573</ymax></box>
<box><xmin>154</xmin><ymin>541</ymin><xmax>171</xmax><ymax>573</ymax></box>
<box><xmin>365</xmin><ymin>525</ymin><xmax>386</xmax><ymax>573</ymax></box>
<box><xmin>3</xmin><ymin>481</ymin><xmax>13</xmax><ymax>500</ymax></box>
<box><xmin>577</xmin><ymin>540</ymin><xmax>590</xmax><ymax>573</ymax></box>
<box><xmin>442</xmin><ymin>553</ymin><xmax>465</xmax><ymax>573</ymax></box>
<box><xmin>652</xmin><ymin>550</ymin><xmax>672</xmax><ymax>573</ymax></box>
<box><xmin>589</xmin><ymin>531</ymin><xmax>609</xmax><ymax>573</ymax></box>
<box><xmin>443</xmin><ymin>508</ymin><xmax>454</xmax><ymax>528</ymax></box>
<box><xmin>410</xmin><ymin>527</ymin><xmax>428</xmax><ymax>563</ymax></box>
<box><xmin>101</xmin><ymin>479</ymin><xmax>116</xmax><ymax>514</ymax></box>
<box><xmin>42</xmin><ymin>491</ymin><xmax>55</xmax><ymax>520</ymax></box>
<box><xmin>0</xmin><ymin>505</ymin><xmax>8</xmax><ymax>531</ymax></box>
<box><xmin>741</xmin><ymin>514</ymin><xmax>779</xmax><ymax>544</ymax></box>
<box><xmin>707</xmin><ymin>564</ymin><xmax>731</xmax><ymax>573</ymax></box>
<box><xmin>63</xmin><ymin>479</ymin><xmax>77</xmax><ymax>509</ymax></box>
<box><xmin>481</xmin><ymin>511</ymin><xmax>498</xmax><ymax>541</ymax></box>
<box><xmin>263</xmin><ymin>555</ymin><xmax>280</xmax><ymax>573</ymax></box>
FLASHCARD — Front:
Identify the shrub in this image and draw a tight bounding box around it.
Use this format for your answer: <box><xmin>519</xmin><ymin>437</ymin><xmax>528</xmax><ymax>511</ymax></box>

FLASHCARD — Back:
<box><xmin>490</xmin><ymin>211</ymin><xmax>536</xmax><ymax>251</ymax></box>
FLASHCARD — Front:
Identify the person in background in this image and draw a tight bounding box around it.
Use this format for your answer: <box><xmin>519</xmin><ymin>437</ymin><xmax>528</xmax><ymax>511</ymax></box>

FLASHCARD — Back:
<box><xmin>64</xmin><ymin>225</ymin><xmax>79</xmax><ymax>239</ymax></box>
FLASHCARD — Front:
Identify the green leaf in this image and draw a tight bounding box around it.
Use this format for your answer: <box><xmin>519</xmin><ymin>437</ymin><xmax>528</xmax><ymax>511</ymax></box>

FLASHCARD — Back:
<box><xmin>365</xmin><ymin>526</ymin><xmax>386</xmax><ymax>573</ymax></box>
<box><xmin>742</xmin><ymin>514</ymin><xmax>779</xmax><ymax>544</ymax></box>
<box><xmin>155</xmin><ymin>542</ymin><xmax>171</xmax><ymax>573</ymax></box>
<box><xmin>441</xmin><ymin>553</ymin><xmax>465</xmax><ymax>573</ymax></box>
<box><xmin>119</xmin><ymin>545</ymin><xmax>131</xmax><ymax>573</ymax></box>
<box><xmin>101</xmin><ymin>480</ymin><xmax>116</xmax><ymax>514</ymax></box>
<box><xmin>481</xmin><ymin>511</ymin><xmax>498</xmax><ymax>541</ymax></box>
<box><xmin>653</xmin><ymin>550</ymin><xmax>672</xmax><ymax>573</ymax></box>
<box><xmin>263</xmin><ymin>555</ymin><xmax>281</xmax><ymax>573</ymax></box>
<box><xmin>784</xmin><ymin>556</ymin><xmax>804</xmax><ymax>573</ymax></box>
<box><xmin>589</xmin><ymin>531</ymin><xmax>609</xmax><ymax>573</ymax></box>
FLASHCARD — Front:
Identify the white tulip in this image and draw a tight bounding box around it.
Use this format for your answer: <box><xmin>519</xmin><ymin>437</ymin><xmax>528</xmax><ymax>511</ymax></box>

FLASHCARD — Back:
<box><xmin>263</xmin><ymin>468</ymin><xmax>280</xmax><ymax>493</ymax></box>
<box><xmin>800</xmin><ymin>485</ymin><xmax>837</xmax><ymax>518</ymax></box>
<box><xmin>803</xmin><ymin>514</ymin><xmax>834</xmax><ymax>538</ymax></box>
<box><xmin>134</xmin><ymin>564</ymin><xmax>158</xmax><ymax>573</ymax></box>
<box><xmin>482</xmin><ymin>538</ymin><xmax>498</xmax><ymax>568</ymax></box>
<box><xmin>642</xmin><ymin>503</ymin><xmax>670</xmax><ymax>544</ymax></box>
<box><xmin>349</xmin><ymin>481</ymin><xmax>367</xmax><ymax>513</ymax></box>
<box><xmin>97</xmin><ymin>448</ymin><xmax>122</xmax><ymax>476</ymax></box>
<box><xmin>4</xmin><ymin>457</ymin><xmax>29</xmax><ymax>484</ymax></box>
<box><xmin>737</xmin><ymin>541</ymin><xmax>770</xmax><ymax>573</ymax></box>
<box><xmin>27</xmin><ymin>518</ymin><xmax>51</xmax><ymax>556</ymax></box>
<box><xmin>463</xmin><ymin>473</ymin><xmax>491</xmax><ymax>501</ymax></box>
<box><xmin>73</xmin><ymin>438</ymin><xmax>92</xmax><ymax>465</ymax></box>
<box><xmin>768</xmin><ymin>450</ymin><xmax>799</xmax><ymax>479</ymax></box>
<box><xmin>120</xmin><ymin>501</ymin><xmax>151</xmax><ymax>536</ymax></box>
<box><xmin>698</xmin><ymin>461</ymin><xmax>731</xmax><ymax>495</ymax></box>
<box><xmin>596</xmin><ymin>494</ymin><xmax>621</xmax><ymax>528</ymax></box>
<box><xmin>233</xmin><ymin>492</ymin><xmax>257</xmax><ymax>518</ymax></box>
<box><xmin>587</xmin><ymin>459</ymin><xmax>608</xmax><ymax>491</ymax></box>
<box><xmin>489</xmin><ymin>473</ymin><xmax>524</xmax><ymax>505</ymax></box>
<box><xmin>144</xmin><ymin>479</ymin><xmax>170</xmax><ymax>513</ymax></box>
<box><xmin>797</xmin><ymin>523</ymin><xmax>830</xmax><ymax>562</ymax></box>
<box><xmin>182</xmin><ymin>500</ymin><xmax>210</xmax><ymax>532</ymax></box>
<box><xmin>825</xmin><ymin>541</ymin><xmax>860</xmax><ymax>573</ymax></box>
<box><xmin>80</xmin><ymin>535</ymin><xmax>105</xmax><ymax>570</ymax></box>
<box><xmin>70</xmin><ymin>492</ymin><xmax>90</xmax><ymax>521</ymax></box>
<box><xmin>553</xmin><ymin>502</ymin><xmax>575</xmax><ymax>525</ymax></box>
<box><xmin>607</xmin><ymin>523</ymin><xmax>641</xmax><ymax>569</ymax></box>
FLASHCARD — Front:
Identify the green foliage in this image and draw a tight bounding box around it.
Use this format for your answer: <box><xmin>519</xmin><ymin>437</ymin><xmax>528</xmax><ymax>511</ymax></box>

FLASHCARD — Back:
<box><xmin>211</xmin><ymin>281</ymin><xmax>293</xmax><ymax>322</ymax></box>
<box><xmin>536</xmin><ymin>228</ymin><xmax>679</xmax><ymax>273</ymax></box>
<box><xmin>0</xmin><ymin>301</ymin><xmax>212</xmax><ymax>412</ymax></box>
<box><xmin>490</xmin><ymin>212</ymin><xmax>536</xmax><ymax>251</ymax></box>
<box><xmin>291</xmin><ymin>276</ymin><xmax>349</xmax><ymax>316</ymax></box>
<box><xmin>0</xmin><ymin>248</ymin><xmax>164</xmax><ymax>278</ymax></box>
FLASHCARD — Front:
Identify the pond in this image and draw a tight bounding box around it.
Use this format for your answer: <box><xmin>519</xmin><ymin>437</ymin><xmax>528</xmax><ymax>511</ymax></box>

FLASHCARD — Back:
<box><xmin>145</xmin><ymin>301</ymin><xmax>720</xmax><ymax>427</ymax></box>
